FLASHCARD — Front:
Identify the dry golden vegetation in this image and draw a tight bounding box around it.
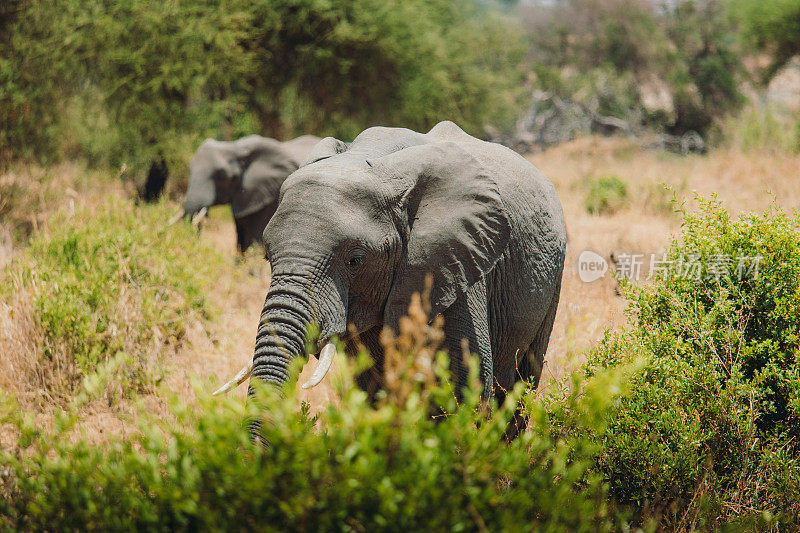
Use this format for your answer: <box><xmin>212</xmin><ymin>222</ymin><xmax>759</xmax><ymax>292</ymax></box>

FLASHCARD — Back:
<box><xmin>532</xmin><ymin>137</ymin><xmax>800</xmax><ymax>386</ymax></box>
<box><xmin>0</xmin><ymin>163</ymin><xmax>127</xmax><ymax>268</ymax></box>
<box><xmin>1</xmin><ymin>137</ymin><xmax>798</xmax><ymax>436</ymax></box>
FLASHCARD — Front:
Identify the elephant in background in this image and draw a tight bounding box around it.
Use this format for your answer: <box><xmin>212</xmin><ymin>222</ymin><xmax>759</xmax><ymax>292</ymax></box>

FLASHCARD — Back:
<box><xmin>217</xmin><ymin>121</ymin><xmax>566</xmax><ymax>426</ymax></box>
<box><xmin>181</xmin><ymin>134</ymin><xmax>320</xmax><ymax>253</ymax></box>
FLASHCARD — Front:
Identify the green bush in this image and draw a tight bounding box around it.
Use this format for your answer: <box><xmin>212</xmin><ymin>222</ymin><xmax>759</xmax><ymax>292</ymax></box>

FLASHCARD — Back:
<box><xmin>0</xmin><ymin>336</ymin><xmax>630</xmax><ymax>531</ymax></box>
<box><xmin>0</xmin><ymin>196</ymin><xmax>223</xmax><ymax>398</ymax></box>
<box><xmin>575</xmin><ymin>197</ymin><xmax>800</xmax><ymax>528</ymax></box>
<box><xmin>584</xmin><ymin>175</ymin><xmax>628</xmax><ymax>215</ymax></box>
<box><xmin>2</xmin><ymin>0</ymin><xmax>525</xmax><ymax>173</ymax></box>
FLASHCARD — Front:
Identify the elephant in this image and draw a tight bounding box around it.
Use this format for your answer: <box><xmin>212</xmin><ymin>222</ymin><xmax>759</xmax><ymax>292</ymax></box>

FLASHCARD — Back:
<box><xmin>179</xmin><ymin>134</ymin><xmax>320</xmax><ymax>253</ymax></box>
<box><xmin>216</xmin><ymin>121</ymin><xmax>566</xmax><ymax>420</ymax></box>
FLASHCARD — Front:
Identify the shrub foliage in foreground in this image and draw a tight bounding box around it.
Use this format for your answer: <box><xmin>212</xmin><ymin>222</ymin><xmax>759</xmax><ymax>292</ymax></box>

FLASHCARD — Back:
<box><xmin>3</xmin><ymin>197</ymin><xmax>799</xmax><ymax>530</ymax></box>
<box><xmin>0</xmin><ymin>197</ymin><xmax>222</xmax><ymax>400</ymax></box>
<box><xmin>0</xmin><ymin>314</ymin><xmax>630</xmax><ymax>531</ymax></box>
<box><xmin>573</xmin><ymin>197</ymin><xmax>800</xmax><ymax>529</ymax></box>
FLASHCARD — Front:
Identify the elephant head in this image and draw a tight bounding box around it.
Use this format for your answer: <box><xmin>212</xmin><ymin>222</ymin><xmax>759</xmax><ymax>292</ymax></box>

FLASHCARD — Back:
<box><xmin>216</xmin><ymin>123</ymin><xmax>511</xmax><ymax>398</ymax></box>
<box><xmin>181</xmin><ymin>135</ymin><xmax>299</xmax><ymax>225</ymax></box>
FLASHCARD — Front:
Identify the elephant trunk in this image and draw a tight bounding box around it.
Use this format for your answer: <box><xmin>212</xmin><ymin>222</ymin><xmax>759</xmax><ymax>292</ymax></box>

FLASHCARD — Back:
<box><xmin>214</xmin><ymin>268</ymin><xmax>343</xmax><ymax>400</ymax></box>
<box><xmin>183</xmin><ymin>178</ymin><xmax>215</xmax><ymax>220</ymax></box>
<box><xmin>249</xmin><ymin>268</ymin><xmax>345</xmax><ymax>390</ymax></box>
<box><xmin>250</xmin><ymin>275</ymin><xmax>316</xmax><ymax>392</ymax></box>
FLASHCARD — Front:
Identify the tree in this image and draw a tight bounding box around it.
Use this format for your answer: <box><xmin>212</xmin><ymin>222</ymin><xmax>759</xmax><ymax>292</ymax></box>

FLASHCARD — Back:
<box><xmin>1</xmin><ymin>0</ymin><xmax>526</xmax><ymax>178</ymax></box>
<box><xmin>731</xmin><ymin>0</ymin><xmax>800</xmax><ymax>81</ymax></box>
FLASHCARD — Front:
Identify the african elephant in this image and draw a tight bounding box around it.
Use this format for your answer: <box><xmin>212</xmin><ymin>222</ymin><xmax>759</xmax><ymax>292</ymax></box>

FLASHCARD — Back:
<box><xmin>217</xmin><ymin>121</ymin><xmax>566</xmax><ymax>413</ymax></box>
<box><xmin>180</xmin><ymin>134</ymin><xmax>320</xmax><ymax>253</ymax></box>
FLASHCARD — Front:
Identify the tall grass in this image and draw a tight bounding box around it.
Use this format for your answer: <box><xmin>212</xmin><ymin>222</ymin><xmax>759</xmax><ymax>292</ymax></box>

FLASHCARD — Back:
<box><xmin>722</xmin><ymin>103</ymin><xmax>800</xmax><ymax>154</ymax></box>
<box><xmin>0</xmin><ymin>196</ymin><xmax>223</xmax><ymax>405</ymax></box>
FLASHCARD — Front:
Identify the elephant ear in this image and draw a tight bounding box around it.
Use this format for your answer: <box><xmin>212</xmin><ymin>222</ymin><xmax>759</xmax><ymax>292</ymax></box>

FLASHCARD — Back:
<box><xmin>381</xmin><ymin>142</ymin><xmax>510</xmax><ymax>327</ymax></box>
<box><xmin>231</xmin><ymin>143</ymin><xmax>298</xmax><ymax>219</ymax></box>
<box><xmin>300</xmin><ymin>136</ymin><xmax>349</xmax><ymax>167</ymax></box>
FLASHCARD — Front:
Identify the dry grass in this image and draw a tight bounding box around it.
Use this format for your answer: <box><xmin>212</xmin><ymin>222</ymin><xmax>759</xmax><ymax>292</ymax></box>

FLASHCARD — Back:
<box><xmin>1</xmin><ymin>137</ymin><xmax>799</xmax><ymax>438</ymax></box>
<box><xmin>0</xmin><ymin>163</ymin><xmax>125</xmax><ymax>413</ymax></box>
<box><xmin>0</xmin><ymin>272</ymin><xmax>75</xmax><ymax>405</ymax></box>
<box><xmin>0</xmin><ymin>162</ymin><xmax>128</xmax><ymax>268</ymax></box>
<box><xmin>531</xmin><ymin>136</ymin><xmax>800</xmax><ymax>387</ymax></box>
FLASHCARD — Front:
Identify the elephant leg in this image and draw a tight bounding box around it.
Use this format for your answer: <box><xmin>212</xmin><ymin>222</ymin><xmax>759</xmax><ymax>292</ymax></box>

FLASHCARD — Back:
<box><xmin>234</xmin><ymin>205</ymin><xmax>276</xmax><ymax>255</ymax></box>
<box><xmin>521</xmin><ymin>276</ymin><xmax>561</xmax><ymax>389</ymax></box>
<box><xmin>234</xmin><ymin>216</ymin><xmax>254</xmax><ymax>254</ymax></box>
<box><xmin>347</xmin><ymin>325</ymin><xmax>385</xmax><ymax>405</ymax></box>
<box><xmin>441</xmin><ymin>279</ymin><xmax>493</xmax><ymax>403</ymax></box>
<box><xmin>505</xmin><ymin>278</ymin><xmax>562</xmax><ymax>440</ymax></box>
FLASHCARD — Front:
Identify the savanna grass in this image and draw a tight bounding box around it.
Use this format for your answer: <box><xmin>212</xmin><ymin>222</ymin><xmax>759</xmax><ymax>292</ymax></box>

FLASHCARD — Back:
<box><xmin>0</xmin><ymin>196</ymin><xmax>222</xmax><ymax>403</ymax></box>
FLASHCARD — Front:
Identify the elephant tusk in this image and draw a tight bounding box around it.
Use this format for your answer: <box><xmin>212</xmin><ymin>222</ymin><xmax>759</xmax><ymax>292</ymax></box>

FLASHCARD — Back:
<box><xmin>191</xmin><ymin>206</ymin><xmax>208</xmax><ymax>228</ymax></box>
<box><xmin>213</xmin><ymin>342</ymin><xmax>334</xmax><ymax>396</ymax></box>
<box><xmin>166</xmin><ymin>208</ymin><xmax>185</xmax><ymax>227</ymax></box>
<box><xmin>212</xmin><ymin>360</ymin><xmax>254</xmax><ymax>396</ymax></box>
<box><xmin>301</xmin><ymin>342</ymin><xmax>335</xmax><ymax>390</ymax></box>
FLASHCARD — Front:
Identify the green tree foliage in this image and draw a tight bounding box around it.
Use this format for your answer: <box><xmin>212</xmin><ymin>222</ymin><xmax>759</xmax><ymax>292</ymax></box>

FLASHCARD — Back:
<box><xmin>571</xmin><ymin>198</ymin><xmax>800</xmax><ymax>528</ymax></box>
<box><xmin>61</xmin><ymin>0</ymin><xmax>252</xmax><ymax>171</ymax></box>
<box><xmin>664</xmin><ymin>0</ymin><xmax>744</xmax><ymax>133</ymax></box>
<box><xmin>0</xmin><ymin>0</ymin><xmax>525</xmax><ymax>172</ymax></box>
<box><xmin>0</xmin><ymin>1</ymin><xmax>78</xmax><ymax>163</ymax></box>
<box><xmin>526</xmin><ymin>0</ymin><xmax>668</xmax><ymax>72</ymax></box>
<box><xmin>522</xmin><ymin>0</ymin><xmax>743</xmax><ymax>135</ymax></box>
<box><xmin>731</xmin><ymin>0</ymin><xmax>800</xmax><ymax>80</ymax></box>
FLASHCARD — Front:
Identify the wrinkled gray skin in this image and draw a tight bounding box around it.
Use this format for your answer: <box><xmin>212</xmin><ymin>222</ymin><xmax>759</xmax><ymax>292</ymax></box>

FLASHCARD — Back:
<box><xmin>250</xmin><ymin>121</ymin><xmax>566</xmax><ymax>411</ymax></box>
<box><xmin>183</xmin><ymin>134</ymin><xmax>320</xmax><ymax>253</ymax></box>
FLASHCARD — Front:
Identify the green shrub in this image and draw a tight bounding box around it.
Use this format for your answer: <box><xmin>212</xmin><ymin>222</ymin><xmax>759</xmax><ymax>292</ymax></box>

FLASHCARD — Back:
<box><xmin>584</xmin><ymin>175</ymin><xmax>628</xmax><ymax>215</ymax></box>
<box><xmin>0</xmin><ymin>196</ymin><xmax>223</xmax><ymax>399</ymax></box>
<box><xmin>2</xmin><ymin>0</ymin><xmax>525</xmax><ymax>171</ymax></box>
<box><xmin>0</xmin><ymin>327</ymin><xmax>630</xmax><ymax>531</ymax></box>
<box><xmin>576</xmin><ymin>197</ymin><xmax>800</xmax><ymax>528</ymax></box>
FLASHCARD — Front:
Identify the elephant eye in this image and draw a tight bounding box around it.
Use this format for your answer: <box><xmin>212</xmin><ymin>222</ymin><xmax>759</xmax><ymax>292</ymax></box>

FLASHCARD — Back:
<box><xmin>348</xmin><ymin>248</ymin><xmax>366</xmax><ymax>268</ymax></box>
